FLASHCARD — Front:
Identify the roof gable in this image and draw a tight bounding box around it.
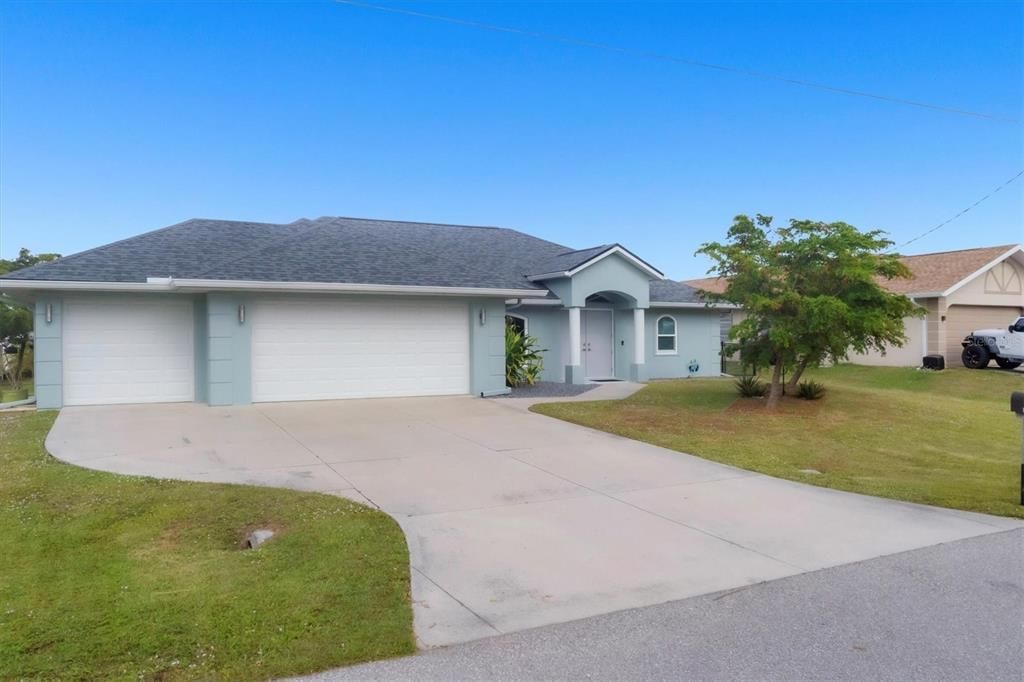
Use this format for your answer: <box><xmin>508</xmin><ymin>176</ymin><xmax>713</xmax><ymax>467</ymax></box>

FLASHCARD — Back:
<box><xmin>885</xmin><ymin>244</ymin><xmax>1023</xmax><ymax>296</ymax></box>
<box><xmin>527</xmin><ymin>244</ymin><xmax>664</xmax><ymax>281</ymax></box>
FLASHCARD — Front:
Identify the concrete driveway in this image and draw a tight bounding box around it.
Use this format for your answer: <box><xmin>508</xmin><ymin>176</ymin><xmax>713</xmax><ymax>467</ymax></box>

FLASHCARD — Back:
<box><xmin>47</xmin><ymin>395</ymin><xmax>1019</xmax><ymax>647</ymax></box>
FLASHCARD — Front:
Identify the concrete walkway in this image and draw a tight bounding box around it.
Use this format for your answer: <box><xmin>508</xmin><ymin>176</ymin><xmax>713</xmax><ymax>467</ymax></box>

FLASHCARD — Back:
<box><xmin>46</xmin><ymin>395</ymin><xmax>1020</xmax><ymax>648</ymax></box>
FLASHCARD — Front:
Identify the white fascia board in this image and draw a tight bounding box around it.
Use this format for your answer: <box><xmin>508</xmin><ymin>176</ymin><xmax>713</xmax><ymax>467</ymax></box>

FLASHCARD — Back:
<box><xmin>526</xmin><ymin>272</ymin><xmax>569</xmax><ymax>282</ymax></box>
<box><xmin>566</xmin><ymin>246</ymin><xmax>666</xmax><ymax>280</ymax></box>
<box><xmin>505</xmin><ymin>297</ymin><xmax>564</xmax><ymax>306</ymax></box>
<box><xmin>0</xmin><ymin>279</ymin><xmax>174</xmax><ymax>292</ymax></box>
<box><xmin>651</xmin><ymin>301</ymin><xmax>740</xmax><ymax>310</ymax></box>
<box><xmin>939</xmin><ymin>245</ymin><xmax>1024</xmax><ymax>298</ymax></box>
<box><xmin>527</xmin><ymin>245</ymin><xmax>666</xmax><ymax>282</ymax></box>
<box><xmin>0</xmin><ymin>277</ymin><xmax>550</xmax><ymax>299</ymax></box>
<box><xmin>163</xmin><ymin>278</ymin><xmax>551</xmax><ymax>298</ymax></box>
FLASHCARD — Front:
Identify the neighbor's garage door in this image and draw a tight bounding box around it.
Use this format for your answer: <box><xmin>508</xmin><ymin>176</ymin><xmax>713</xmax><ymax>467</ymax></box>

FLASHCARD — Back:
<box><xmin>945</xmin><ymin>305</ymin><xmax>1024</xmax><ymax>361</ymax></box>
<box><xmin>63</xmin><ymin>298</ymin><xmax>195</xmax><ymax>406</ymax></box>
<box><xmin>250</xmin><ymin>298</ymin><xmax>470</xmax><ymax>402</ymax></box>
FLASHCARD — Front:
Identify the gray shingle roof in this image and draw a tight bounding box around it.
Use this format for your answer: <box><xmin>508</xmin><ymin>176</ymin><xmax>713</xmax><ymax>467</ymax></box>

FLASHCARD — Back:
<box><xmin>649</xmin><ymin>280</ymin><xmax>704</xmax><ymax>304</ymax></box>
<box><xmin>527</xmin><ymin>245</ymin><xmax>613</xmax><ymax>276</ymax></box>
<box><xmin>1</xmin><ymin>215</ymin><xmax>706</xmax><ymax>304</ymax></box>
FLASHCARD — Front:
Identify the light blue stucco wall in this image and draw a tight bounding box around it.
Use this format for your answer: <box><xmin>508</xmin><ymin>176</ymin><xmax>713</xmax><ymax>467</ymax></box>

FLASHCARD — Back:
<box><xmin>510</xmin><ymin>304</ymin><xmax>721</xmax><ymax>383</ymax></box>
<box><xmin>22</xmin><ymin>291</ymin><xmax>512</xmax><ymax>407</ymax></box>
<box><xmin>193</xmin><ymin>296</ymin><xmax>208</xmax><ymax>404</ymax></box>
<box><xmin>511</xmin><ymin>307</ymin><xmax>565</xmax><ymax>383</ymax></box>
<box><xmin>33</xmin><ymin>297</ymin><xmax>63</xmax><ymax>409</ymax></box>
<box><xmin>470</xmin><ymin>298</ymin><xmax>509</xmax><ymax>397</ymax></box>
<box><xmin>555</xmin><ymin>254</ymin><xmax>652</xmax><ymax>308</ymax></box>
<box><xmin>207</xmin><ymin>293</ymin><xmax>251</xmax><ymax>406</ymax></box>
<box><xmin>644</xmin><ymin>308</ymin><xmax>721</xmax><ymax>379</ymax></box>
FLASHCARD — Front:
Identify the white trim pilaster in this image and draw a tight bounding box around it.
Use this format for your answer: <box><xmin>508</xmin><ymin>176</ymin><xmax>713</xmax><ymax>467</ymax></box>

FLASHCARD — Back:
<box><xmin>633</xmin><ymin>308</ymin><xmax>645</xmax><ymax>365</ymax></box>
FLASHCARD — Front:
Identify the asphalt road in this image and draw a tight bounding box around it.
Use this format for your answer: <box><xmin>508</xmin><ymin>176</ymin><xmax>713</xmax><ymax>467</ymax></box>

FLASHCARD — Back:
<box><xmin>303</xmin><ymin>528</ymin><xmax>1024</xmax><ymax>682</ymax></box>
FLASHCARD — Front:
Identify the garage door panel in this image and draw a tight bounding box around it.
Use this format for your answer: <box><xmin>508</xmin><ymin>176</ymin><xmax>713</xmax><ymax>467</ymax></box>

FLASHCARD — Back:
<box><xmin>945</xmin><ymin>305</ymin><xmax>1023</xmax><ymax>361</ymax></box>
<box><xmin>251</xmin><ymin>299</ymin><xmax>470</xmax><ymax>402</ymax></box>
<box><xmin>63</xmin><ymin>299</ymin><xmax>195</xmax><ymax>406</ymax></box>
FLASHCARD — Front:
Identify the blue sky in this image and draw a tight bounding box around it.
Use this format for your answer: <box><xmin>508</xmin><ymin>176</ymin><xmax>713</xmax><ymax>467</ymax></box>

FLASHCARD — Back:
<box><xmin>1</xmin><ymin>1</ymin><xmax>1021</xmax><ymax>279</ymax></box>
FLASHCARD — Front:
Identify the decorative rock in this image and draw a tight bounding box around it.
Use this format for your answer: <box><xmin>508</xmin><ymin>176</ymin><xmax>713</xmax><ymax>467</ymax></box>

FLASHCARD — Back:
<box><xmin>245</xmin><ymin>529</ymin><xmax>275</xmax><ymax>548</ymax></box>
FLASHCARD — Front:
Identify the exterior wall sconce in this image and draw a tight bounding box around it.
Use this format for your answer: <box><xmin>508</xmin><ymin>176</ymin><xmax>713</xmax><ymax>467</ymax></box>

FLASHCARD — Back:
<box><xmin>478</xmin><ymin>307</ymin><xmax>486</xmax><ymax>326</ymax></box>
<box><xmin>238</xmin><ymin>304</ymin><xmax>246</xmax><ymax>324</ymax></box>
<box><xmin>45</xmin><ymin>303</ymin><xmax>53</xmax><ymax>324</ymax></box>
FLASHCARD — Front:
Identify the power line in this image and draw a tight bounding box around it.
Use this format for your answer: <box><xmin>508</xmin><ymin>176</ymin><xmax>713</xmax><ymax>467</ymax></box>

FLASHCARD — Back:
<box><xmin>335</xmin><ymin>0</ymin><xmax>1017</xmax><ymax>123</ymax></box>
<box><xmin>898</xmin><ymin>170</ymin><xmax>1024</xmax><ymax>249</ymax></box>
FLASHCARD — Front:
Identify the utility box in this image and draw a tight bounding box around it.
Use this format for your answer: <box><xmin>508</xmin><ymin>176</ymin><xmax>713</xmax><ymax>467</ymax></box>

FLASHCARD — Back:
<box><xmin>922</xmin><ymin>355</ymin><xmax>945</xmax><ymax>371</ymax></box>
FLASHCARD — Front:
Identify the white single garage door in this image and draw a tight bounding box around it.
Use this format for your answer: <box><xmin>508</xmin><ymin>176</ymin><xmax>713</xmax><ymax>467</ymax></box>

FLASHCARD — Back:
<box><xmin>63</xmin><ymin>298</ymin><xmax>195</xmax><ymax>406</ymax></box>
<box><xmin>251</xmin><ymin>298</ymin><xmax>470</xmax><ymax>403</ymax></box>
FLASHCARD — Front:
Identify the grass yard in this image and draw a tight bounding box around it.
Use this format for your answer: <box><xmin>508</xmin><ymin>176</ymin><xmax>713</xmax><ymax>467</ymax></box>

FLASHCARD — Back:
<box><xmin>533</xmin><ymin>365</ymin><xmax>1024</xmax><ymax>519</ymax></box>
<box><xmin>0</xmin><ymin>411</ymin><xmax>414</xmax><ymax>680</ymax></box>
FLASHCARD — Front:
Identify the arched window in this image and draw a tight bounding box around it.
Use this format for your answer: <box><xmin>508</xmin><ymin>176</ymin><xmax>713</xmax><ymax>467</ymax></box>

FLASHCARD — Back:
<box><xmin>656</xmin><ymin>315</ymin><xmax>677</xmax><ymax>355</ymax></box>
<box><xmin>505</xmin><ymin>314</ymin><xmax>528</xmax><ymax>335</ymax></box>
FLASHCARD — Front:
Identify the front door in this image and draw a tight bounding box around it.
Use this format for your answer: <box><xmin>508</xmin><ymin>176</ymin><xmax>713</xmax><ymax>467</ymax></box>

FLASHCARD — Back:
<box><xmin>582</xmin><ymin>310</ymin><xmax>614</xmax><ymax>378</ymax></box>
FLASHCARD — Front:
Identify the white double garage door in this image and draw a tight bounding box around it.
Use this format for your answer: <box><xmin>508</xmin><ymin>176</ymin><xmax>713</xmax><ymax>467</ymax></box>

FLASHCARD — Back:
<box><xmin>62</xmin><ymin>297</ymin><xmax>471</xmax><ymax>406</ymax></box>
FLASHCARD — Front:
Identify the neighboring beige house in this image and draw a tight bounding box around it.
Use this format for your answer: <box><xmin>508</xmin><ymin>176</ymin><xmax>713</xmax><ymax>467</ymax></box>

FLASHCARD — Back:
<box><xmin>684</xmin><ymin>244</ymin><xmax>1024</xmax><ymax>368</ymax></box>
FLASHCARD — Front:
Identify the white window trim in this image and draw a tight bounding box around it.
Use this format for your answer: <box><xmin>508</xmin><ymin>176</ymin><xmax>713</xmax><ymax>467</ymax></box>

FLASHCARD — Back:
<box><xmin>655</xmin><ymin>315</ymin><xmax>678</xmax><ymax>355</ymax></box>
<box><xmin>505</xmin><ymin>313</ymin><xmax>529</xmax><ymax>335</ymax></box>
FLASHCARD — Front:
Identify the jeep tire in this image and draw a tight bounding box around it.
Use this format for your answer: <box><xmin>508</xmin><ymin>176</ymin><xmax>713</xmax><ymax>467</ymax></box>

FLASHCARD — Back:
<box><xmin>995</xmin><ymin>357</ymin><xmax>1022</xmax><ymax>370</ymax></box>
<box><xmin>961</xmin><ymin>344</ymin><xmax>991</xmax><ymax>369</ymax></box>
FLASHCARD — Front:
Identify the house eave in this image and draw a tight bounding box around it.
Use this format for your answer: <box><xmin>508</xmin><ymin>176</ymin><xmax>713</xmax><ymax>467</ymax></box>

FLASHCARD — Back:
<box><xmin>0</xmin><ymin>278</ymin><xmax>551</xmax><ymax>298</ymax></box>
<box><xmin>653</xmin><ymin>301</ymin><xmax>740</xmax><ymax>310</ymax></box>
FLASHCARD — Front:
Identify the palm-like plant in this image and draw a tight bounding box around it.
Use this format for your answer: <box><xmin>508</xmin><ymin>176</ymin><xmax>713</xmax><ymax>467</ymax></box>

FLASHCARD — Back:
<box><xmin>505</xmin><ymin>325</ymin><xmax>545</xmax><ymax>387</ymax></box>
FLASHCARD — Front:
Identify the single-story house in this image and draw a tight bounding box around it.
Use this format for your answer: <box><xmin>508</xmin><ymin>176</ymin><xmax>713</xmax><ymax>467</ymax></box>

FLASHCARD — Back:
<box><xmin>0</xmin><ymin>216</ymin><xmax>727</xmax><ymax>408</ymax></box>
<box><xmin>684</xmin><ymin>243</ymin><xmax>1024</xmax><ymax>368</ymax></box>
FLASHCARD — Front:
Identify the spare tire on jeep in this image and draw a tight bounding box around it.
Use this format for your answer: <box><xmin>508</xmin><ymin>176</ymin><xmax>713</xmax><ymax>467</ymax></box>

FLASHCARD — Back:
<box><xmin>962</xmin><ymin>343</ymin><xmax>991</xmax><ymax>369</ymax></box>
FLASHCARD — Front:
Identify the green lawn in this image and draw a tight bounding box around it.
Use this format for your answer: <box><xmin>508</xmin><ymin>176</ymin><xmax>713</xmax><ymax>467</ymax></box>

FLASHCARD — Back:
<box><xmin>0</xmin><ymin>411</ymin><xmax>414</xmax><ymax>680</ymax></box>
<box><xmin>533</xmin><ymin>365</ymin><xmax>1024</xmax><ymax>519</ymax></box>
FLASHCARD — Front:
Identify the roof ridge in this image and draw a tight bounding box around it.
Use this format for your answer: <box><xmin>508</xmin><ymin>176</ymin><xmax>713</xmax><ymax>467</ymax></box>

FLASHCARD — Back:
<box><xmin>554</xmin><ymin>244</ymin><xmax>612</xmax><ymax>256</ymax></box>
<box><xmin>316</xmin><ymin>215</ymin><xmax>508</xmax><ymax>231</ymax></box>
<box><xmin>901</xmin><ymin>244</ymin><xmax>1020</xmax><ymax>259</ymax></box>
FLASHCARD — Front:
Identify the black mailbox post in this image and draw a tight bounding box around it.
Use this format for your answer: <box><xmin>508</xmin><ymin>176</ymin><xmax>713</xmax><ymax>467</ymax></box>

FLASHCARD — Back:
<box><xmin>1012</xmin><ymin>392</ymin><xmax>1024</xmax><ymax>505</ymax></box>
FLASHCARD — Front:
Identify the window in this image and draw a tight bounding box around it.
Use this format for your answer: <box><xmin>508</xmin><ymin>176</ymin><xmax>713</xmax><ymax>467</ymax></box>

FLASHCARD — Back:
<box><xmin>1014</xmin><ymin>317</ymin><xmax>1024</xmax><ymax>333</ymax></box>
<box><xmin>656</xmin><ymin>315</ymin><xmax>677</xmax><ymax>354</ymax></box>
<box><xmin>505</xmin><ymin>314</ymin><xmax>528</xmax><ymax>335</ymax></box>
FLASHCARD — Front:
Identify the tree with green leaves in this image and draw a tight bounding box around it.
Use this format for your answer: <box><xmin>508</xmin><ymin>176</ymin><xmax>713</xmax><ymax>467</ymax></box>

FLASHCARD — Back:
<box><xmin>697</xmin><ymin>214</ymin><xmax>920</xmax><ymax>409</ymax></box>
<box><xmin>0</xmin><ymin>247</ymin><xmax>60</xmax><ymax>275</ymax></box>
<box><xmin>0</xmin><ymin>248</ymin><xmax>61</xmax><ymax>389</ymax></box>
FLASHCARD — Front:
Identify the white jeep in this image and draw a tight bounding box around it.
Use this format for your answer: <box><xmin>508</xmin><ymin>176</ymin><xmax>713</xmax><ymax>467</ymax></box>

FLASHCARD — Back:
<box><xmin>961</xmin><ymin>316</ymin><xmax>1024</xmax><ymax>370</ymax></box>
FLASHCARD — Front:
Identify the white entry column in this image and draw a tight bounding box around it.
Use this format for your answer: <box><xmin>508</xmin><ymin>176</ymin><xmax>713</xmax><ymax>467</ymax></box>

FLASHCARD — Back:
<box><xmin>631</xmin><ymin>307</ymin><xmax>648</xmax><ymax>382</ymax></box>
<box><xmin>566</xmin><ymin>307</ymin><xmax>584</xmax><ymax>384</ymax></box>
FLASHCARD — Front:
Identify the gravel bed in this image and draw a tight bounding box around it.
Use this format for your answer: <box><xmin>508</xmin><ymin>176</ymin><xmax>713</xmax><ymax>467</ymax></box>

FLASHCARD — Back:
<box><xmin>490</xmin><ymin>382</ymin><xmax>600</xmax><ymax>399</ymax></box>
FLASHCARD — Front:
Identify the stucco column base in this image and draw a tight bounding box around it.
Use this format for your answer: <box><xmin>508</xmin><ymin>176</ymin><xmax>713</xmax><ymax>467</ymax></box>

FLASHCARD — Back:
<box><xmin>629</xmin><ymin>363</ymin><xmax>648</xmax><ymax>382</ymax></box>
<box><xmin>565</xmin><ymin>364</ymin><xmax>587</xmax><ymax>385</ymax></box>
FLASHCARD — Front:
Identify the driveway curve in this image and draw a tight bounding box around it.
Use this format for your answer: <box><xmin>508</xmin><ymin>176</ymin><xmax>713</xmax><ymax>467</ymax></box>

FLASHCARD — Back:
<box><xmin>46</xmin><ymin>394</ymin><xmax>1020</xmax><ymax>647</ymax></box>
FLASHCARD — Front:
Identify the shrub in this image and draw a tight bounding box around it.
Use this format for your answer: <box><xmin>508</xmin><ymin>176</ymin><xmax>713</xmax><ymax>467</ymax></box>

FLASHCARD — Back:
<box><xmin>505</xmin><ymin>325</ymin><xmax>545</xmax><ymax>387</ymax></box>
<box><xmin>735</xmin><ymin>375</ymin><xmax>768</xmax><ymax>398</ymax></box>
<box><xmin>796</xmin><ymin>380</ymin><xmax>826</xmax><ymax>400</ymax></box>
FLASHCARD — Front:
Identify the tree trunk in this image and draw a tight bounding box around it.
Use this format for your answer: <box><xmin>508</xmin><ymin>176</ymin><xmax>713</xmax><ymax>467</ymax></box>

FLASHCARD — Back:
<box><xmin>765</xmin><ymin>360</ymin><xmax>785</xmax><ymax>409</ymax></box>
<box><xmin>785</xmin><ymin>355</ymin><xmax>811</xmax><ymax>393</ymax></box>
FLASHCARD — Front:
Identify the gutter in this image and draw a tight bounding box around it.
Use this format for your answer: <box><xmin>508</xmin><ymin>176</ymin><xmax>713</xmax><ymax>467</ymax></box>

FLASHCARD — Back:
<box><xmin>0</xmin><ymin>277</ymin><xmax>551</xmax><ymax>299</ymax></box>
